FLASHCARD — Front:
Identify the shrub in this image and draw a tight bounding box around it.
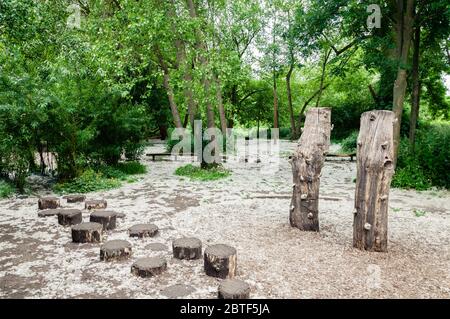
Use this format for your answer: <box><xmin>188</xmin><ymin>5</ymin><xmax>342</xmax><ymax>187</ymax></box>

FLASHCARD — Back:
<box><xmin>340</xmin><ymin>130</ymin><xmax>359</xmax><ymax>153</ymax></box>
<box><xmin>393</xmin><ymin>122</ymin><xmax>450</xmax><ymax>190</ymax></box>
<box><xmin>54</xmin><ymin>161</ymin><xmax>147</xmax><ymax>194</ymax></box>
<box><xmin>53</xmin><ymin>169</ymin><xmax>121</xmax><ymax>194</ymax></box>
<box><xmin>0</xmin><ymin>180</ymin><xmax>15</xmax><ymax>198</ymax></box>
<box><xmin>175</xmin><ymin>164</ymin><xmax>231</xmax><ymax>181</ymax></box>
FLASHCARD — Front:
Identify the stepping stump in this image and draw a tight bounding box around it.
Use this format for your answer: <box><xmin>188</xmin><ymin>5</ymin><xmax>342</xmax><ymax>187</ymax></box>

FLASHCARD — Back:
<box><xmin>100</xmin><ymin>240</ymin><xmax>132</xmax><ymax>261</ymax></box>
<box><xmin>71</xmin><ymin>222</ymin><xmax>103</xmax><ymax>243</ymax></box>
<box><xmin>131</xmin><ymin>257</ymin><xmax>167</xmax><ymax>278</ymax></box>
<box><xmin>58</xmin><ymin>209</ymin><xmax>82</xmax><ymax>226</ymax></box>
<box><xmin>38</xmin><ymin>209</ymin><xmax>61</xmax><ymax>218</ymax></box>
<box><xmin>204</xmin><ymin>244</ymin><xmax>237</xmax><ymax>279</ymax></box>
<box><xmin>218</xmin><ymin>279</ymin><xmax>251</xmax><ymax>299</ymax></box>
<box><xmin>90</xmin><ymin>211</ymin><xmax>117</xmax><ymax>230</ymax></box>
<box><xmin>38</xmin><ymin>196</ymin><xmax>60</xmax><ymax>210</ymax></box>
<box><xmin>85</xmin><ymin>199</ymin><xmax>107</xmax><ymax>210</ymax></box>
<box><xmin>128</xmin><ymin>223</ymin><xmax>158</xmax><ymax>238</ymax></box>
<box><xmin>173</xmin><ymin>237</ymin><xmax>202</xmax><ymax>260</ymax></box>
<box><xmin>63</xmin><ymin>194</ymin><xmax>86</xmax><ymax>203</ymax></box>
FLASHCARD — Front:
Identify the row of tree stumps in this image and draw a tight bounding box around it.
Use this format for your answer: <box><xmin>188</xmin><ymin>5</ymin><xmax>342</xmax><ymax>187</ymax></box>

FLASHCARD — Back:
<box><xmin>37</xmin><ymin>195</ymin><xmax>249</xmax><ymax>298</ymax></box>
<box><xmin>290</xmin><ymin>108</ymin><xmax>395</xmax><ymax>252</ymax></box>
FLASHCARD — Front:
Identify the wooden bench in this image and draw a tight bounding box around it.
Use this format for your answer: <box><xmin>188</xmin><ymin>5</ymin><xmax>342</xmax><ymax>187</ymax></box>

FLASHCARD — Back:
<box><xmin>325</xmin><ymin>152</ymin><xmax>356</xmax><ymax>162</ymax></box>
<box><xmin>146</xmin><ymin>152</ymin><xmax>228</xmax><ymax>162</ymax></box>
<box><xmin>146</xmin><ymin>152</ymin><xmax>174</xmax><ymax>161</ymax></box>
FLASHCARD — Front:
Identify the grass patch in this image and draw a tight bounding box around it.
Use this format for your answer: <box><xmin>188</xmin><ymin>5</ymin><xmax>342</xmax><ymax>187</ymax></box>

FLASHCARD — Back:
<box><xmin>54</xmin><ymin>162</ymin><xmax>147</xmax><ymax>194</ymax></box>
<box><xmin>413</xmin><ymin>209</ymin><xmax>427</xmax><ymax>217</ymax></box>
<box><xmin>0</xmin><ymin>180</ymin><xmax>15</xmax><ymax>198</ymax></box>
<box><xmin>175</xmin><ymin>164</ymin><xmax>231</xmax><ymax>181</ymax></box>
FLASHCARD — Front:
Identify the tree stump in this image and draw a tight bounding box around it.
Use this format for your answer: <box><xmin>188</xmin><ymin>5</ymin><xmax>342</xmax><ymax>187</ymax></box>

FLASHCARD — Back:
<box><xmin>100</xmin><ymin>240</ymin><xmax>132</xmax><ymax>261</ymax></box>
<box><xmin>218</xmin><ymin>279</ymin><xmax>251</xmax><ymax>299</ymax></box>
<box><xmin>131</xmin><ymin>257</ymin><xmax>167</xmax><ymax>278</ymax></box>
<box><xmin>38</xmin><ymin>196</ymin><xmax>60</xmax><ymax>210</ymax></box>
<box><xmin>290</xmin><ymin>107</ymin><xmax>331</xmax><ymax>231</ymax></box>
<box><xmin>128</xmin><ymin>224</ymin><xmax>158</xmax><ymax>238</ymax></box>
<box><xmin>63</xmin><ymin>194</ymin><xmax>86</xmax><ymax>203</ymax></box>
<box><xmin>204</xmin><ymin>244</ymin><xmax>237</xmax><ymax>279</ymax></box>
<box><xmin>354</xmin><ymin>110</ymin><xmax>395</xmax><ymax>252</ymax></box>
<box><xmin>85</xmin><ymin>199</ymin><xmax>107</xmax><ymax>210</ymax></box>
<box><xmin>71</xmin><ymin>222</ymin><xmax>103</xmax><ymax>243</ymax></box>
<box><xmin>38</xmin><ymin>209</ymin><xmax>61</xmax><ymax>217</ymax></box>
<box><xmin>58</xmin><ymin>209</ymin><xmax>83</xmax><ymax>226</ymax></box>
<box><xmin>172</xmin><ymin>237</ymin><xmax>202</xmax><ymax>260</ymax></box>
<box><xmin>90</xmin><ymin>211</ymin><xmax>117</xmax><ymax>230</ymax></box>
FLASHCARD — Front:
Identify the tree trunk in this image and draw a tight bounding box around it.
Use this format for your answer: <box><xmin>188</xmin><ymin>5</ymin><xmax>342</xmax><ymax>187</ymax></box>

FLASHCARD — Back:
<box><xmin>315</xmin><ymin>48</ymin><xmax>331</xmax><ymax>108</ymax></box>
<box><xmin>392</xmin><ymin>0</ymin><xmax>415</xmax><ymax>166</ymax></box>
<box><xmin>273</xmin><ymin>71</ymin><xmax>279</xmax><ymax>129</ymax></box>
<box><xmin>409</xmin><ymin>23</ymin><xmax>421</xmax><ymax>150</ymax></box>
<box><xmin>186</xmin><ymin>0</ymin><xmax>216</xmax><ymax>131</ymax></box>
<box><xmin>286</xmin><ymin>62</ymin><xmax>296</xmax><ymax>139</ymax></box>
<box><xmin>290</xmin><ymin>107</ymin><xmax>331</xmax><ymax>231</ymax></box>
<box><xmin>169</xmin><ymin>0</ymin><xmax>197</xmax><ymax>129</ymax></box>
<box><xmin>354</xmin><ymin>110</ymin><xmax>395</xmax><ymax>252</ymax></box>
<box><xmin>156</xmin><ymin>47</ymin><xmax>183</xmax><ymax>128</ymax></box>
<box><xmin>214</xmin><ymin>74</ymin><xmax>227</xmax><ymax>134</ymax></box>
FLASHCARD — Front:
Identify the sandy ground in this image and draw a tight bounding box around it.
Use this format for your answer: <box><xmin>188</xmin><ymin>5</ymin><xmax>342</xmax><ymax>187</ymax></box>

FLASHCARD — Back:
<box><xmin>0</xmin><ymin>140</ymin><xmax>449</xmax><ymax>299</ymax></box>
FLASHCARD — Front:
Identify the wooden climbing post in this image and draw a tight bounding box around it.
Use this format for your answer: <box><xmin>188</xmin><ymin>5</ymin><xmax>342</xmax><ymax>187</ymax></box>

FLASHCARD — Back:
<box><xmin>289</xmin><ymin>107</ymin><xmax>331</xmax><ymax>231</ymax></box>
<box><xmin>353</xmin><ymin>110</ymin><xmax>395</xmax><ymax>252</ymax></box>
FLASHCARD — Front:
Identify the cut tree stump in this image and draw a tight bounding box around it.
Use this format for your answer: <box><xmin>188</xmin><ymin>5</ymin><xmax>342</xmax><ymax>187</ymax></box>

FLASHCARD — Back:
<box><xmin>71</xmin><ymin>222</ymin><xmax>103</xmax><ymax>243</ymax></box>
<box><xmin>204</xmin><ymin>244</ymin><xmax>237</xmax><ymax>279</ymax></box>
<box><xmin>172</xmin><ymin>237</ymin><xmax>202</xmax><ymax>260</ymax></box>
<box><xmin>128</xmin><ymin>224</ymin><xmax>158</xmax><ymax>238</ymax></box>
<box><xmin>85</xmin><ymin>199</ymin><xmax>107</xmax><ymax>210</ymax></box>
<box><xmin>289</xmin><ymin>107</ymin><xmax>331</xmax><ymax>231</ymax></box>
<box><xmin>63</xmin><ymin>194</ymin><xmax>86</xmax><ymax>203</ymax></box>
<box><xmin>38</xmin><ymin>209</ymin><xmax>61</xmax><ymax>217</ymax></box>
<box><xmin>58</xmin><ymin>209</ymin><xmax>82</xmax><ymax>226</ymax></box>
<box><xmin>218</xmin><ymin>279</ymin><xmax>251</xmax><ymax>299</ymax></box>
<box><xmin>354</xmin><ymin>110</ymin><xmax>395</xmax><ymax>252</ymax></box>
<box><xmin>38</xmin><ymin>197</ymin><xmax>60</xmax><ymax>210</ymax></box>
<box><xmin>90</xmin><ymin>211</ymin><xmax>117</xmax><ymax>230</ymax></box>
<box><xmin>100</xmin><ymin>240</ymin><xmax>132</xmax><ymax>261</ymax></box>
<box><xmin>131</xmin><ymin>257</ymin><xmax>167</xmax><ymax>278</ymax></box>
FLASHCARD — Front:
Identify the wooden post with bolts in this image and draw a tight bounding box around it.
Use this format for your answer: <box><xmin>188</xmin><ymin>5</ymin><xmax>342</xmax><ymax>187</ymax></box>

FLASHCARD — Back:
<box><xmin>353</xmin><ymin>110</ymin><xmax>395</xmax><ymax>252</ymax></box>
<box><xmin>289</xmin><ymin>107</ymin><xmax>331</xmax><ymax>231</ymax></box>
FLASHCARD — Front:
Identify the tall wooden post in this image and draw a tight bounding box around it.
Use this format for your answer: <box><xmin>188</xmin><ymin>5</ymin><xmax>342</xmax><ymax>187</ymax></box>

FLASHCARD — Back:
<box><xmin>289</xmin><ymin>107</ymin><xmax>331</xmax><ymax>231</ymax></box>
<box><xmin>354</xmin><ymin>110</ymin><xmax>395</xmax><ymax>252</ymax></box>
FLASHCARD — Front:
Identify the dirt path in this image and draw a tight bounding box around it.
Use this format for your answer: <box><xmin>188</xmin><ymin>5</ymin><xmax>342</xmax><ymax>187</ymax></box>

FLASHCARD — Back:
<box><xmin>0</xmin><ymin>140</ymin><xmax>449</xmax><ymax>298</ymax></box>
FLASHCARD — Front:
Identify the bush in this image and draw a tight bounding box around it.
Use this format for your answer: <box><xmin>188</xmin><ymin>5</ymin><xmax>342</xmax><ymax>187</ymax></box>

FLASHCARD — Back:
<box><xmin>0</xmin><ymin>180</ymin><xmax>15</xmax><ymax>198</ymax></box>
<box><xmin>393</xmin><ymin>122</ymin><xmax>450</xmax><ymax>190</ymax></box>
<box><xmin>340</xmin><ymin>130</ymin><xmax>358</xmax><ymax>153</ymax></box>
<box><xmin>54</xmin><ymin>161</ymin><xmax>147</xmax><ymax>194</ymax></box>
<box><xmin>175</xmin><ymin>164</ymin><xmax>231</xmax><ymax>181</ymax></box>
<box><xmin>53</xmin><ymin>169</ymin><xmax>121</xmax><ymax>194</ymax></box>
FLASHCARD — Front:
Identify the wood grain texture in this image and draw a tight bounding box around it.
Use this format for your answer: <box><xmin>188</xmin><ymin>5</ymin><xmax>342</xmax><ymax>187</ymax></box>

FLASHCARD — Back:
<box><xmin>353</xmin><ymin>110</ymin><xmax>395</xmax><ymax>252</ymax></box>
<box><xmin>289</xmin><ymin>107</ymin><xmax>331</xmax><ymax>231</ymax></box>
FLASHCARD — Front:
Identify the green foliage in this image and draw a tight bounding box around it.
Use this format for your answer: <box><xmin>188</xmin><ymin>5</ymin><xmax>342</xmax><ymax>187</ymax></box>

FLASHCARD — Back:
<box><xmin>0</xmin><ymin>180</ymin><xmax>15</xmax><ymax>198</ymax></box>
<box><xmin>413</xmin><ymin>209</ymin><xmax>427</xmax><ymax>217</ymax></box>
<box><xmin>53</xmin><ymin>161</ymin><xmax>146</xmax><ymax>194</ymax></box>
<box><xmin>53</xmin><ymin>169</ymin><xmax>121</xmax><ymax>194</ymax></box>
<box><xmin>340</xmin><ymin>131</ymin><xmax>358</xmax><ymax>153</ymax></box>
<box><xmin>175</xmin><ymin>164</ymin><xmax>231</xmax><ymax>181</ymax></box>
<box><xmin>393</xmin><ymin>123</ymin><xmax>450</xmax><ymax>190</ymax></box>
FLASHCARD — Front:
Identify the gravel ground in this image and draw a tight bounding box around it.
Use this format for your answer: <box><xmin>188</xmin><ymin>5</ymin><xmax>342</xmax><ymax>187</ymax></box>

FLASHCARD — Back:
<box><xmin>0</xmin><ymin>140</ymin><xmax>449</xmax><ymax>299</ymax></box>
